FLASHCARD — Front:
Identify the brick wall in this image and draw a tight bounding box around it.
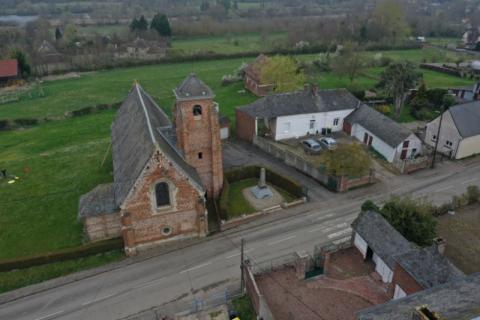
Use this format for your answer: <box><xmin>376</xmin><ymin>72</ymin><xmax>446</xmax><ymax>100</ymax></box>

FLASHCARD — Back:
<box><xmin>84</xmin><ymin>212</ymin><xmax>122</xmax><ymax>242</ymax></box>
<box><xmin>244</xmin><ymin>263</ymin><xmax>275</xmax><ymax>320</ymax></box>
<box><xmin>235</xmin><ymin>109</ymin><xmax>256</xmax><ymax>143</ymax></box>
<box><xmin>121</xmin><ymin>151</ymin><xmax>207</xmax><ymax>256</ymax></box>
<box><xmin>174</xmin><ymin>97</ymin><xmax>223</xmax><ymax>198</ymax></box>
<box><xmin>244</xmin><ymin>75</ymin><xmax>273</xmax><ymax>97</ymax></box>
<box><xmin>390</xmin><ymin>263</ymin><xmax>423</xmax><ymax>298</ymax></box>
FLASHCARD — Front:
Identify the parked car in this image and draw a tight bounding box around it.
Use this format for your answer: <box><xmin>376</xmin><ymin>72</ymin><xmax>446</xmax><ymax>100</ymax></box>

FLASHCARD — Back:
<box><xmin>318</xmin><ymin>137</ymin><xmax>337</xmax><ymax>150</ymax></box>
<box><xmin>301</xmin><ymin>139</ymin><xmax>322</xmax><ymax>154</ymax></box>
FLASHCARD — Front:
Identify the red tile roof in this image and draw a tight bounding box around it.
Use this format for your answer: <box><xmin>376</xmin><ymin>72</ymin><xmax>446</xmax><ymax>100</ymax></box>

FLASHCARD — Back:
<box><xmin>0</xmin><ymin>59</ymin><xmax>19</xmax><ymax>78</ymax></box>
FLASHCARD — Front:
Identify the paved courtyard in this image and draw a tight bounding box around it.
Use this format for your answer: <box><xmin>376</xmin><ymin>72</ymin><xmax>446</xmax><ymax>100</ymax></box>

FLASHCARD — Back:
<box><xmin>255</xmin><ymin>247</ymin><xmax>389</xmax><ymax>320</ymax></box>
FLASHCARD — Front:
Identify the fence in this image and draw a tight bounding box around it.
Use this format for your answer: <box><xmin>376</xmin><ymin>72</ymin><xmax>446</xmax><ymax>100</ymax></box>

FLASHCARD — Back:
<box><xmin>393</xmin><ymin>156</ymin><xmax>431</xmax><ymax>174</ymax></box>
<box><xmin>121</xmin><ymin>282</ymin><xmax>243</xmax><ymax>320</ymax></box>
<box><xmin>253</xmin><ymin>136</ymin><xmax>374</xmax><ymax>192</ymax></box>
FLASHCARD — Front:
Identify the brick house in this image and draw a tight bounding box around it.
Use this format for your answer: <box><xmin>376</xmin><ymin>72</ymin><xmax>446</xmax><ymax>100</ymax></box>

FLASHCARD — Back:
<box><xmin>352</xmin><ymin>211</ymin><xmax>462</xmax><ymax>300</ymax></box>
<box><xmin>243</xmin><ymin>54</ymin><xmax>274</xmax><ymax>97</ymax></box>
<box><xmin>78</xmin><ymin>75</ymin><xmax>223</xmax><ymax>255</ymax></box>
<box><xmin>0</xmin><ymin>59</ymin><xmax>19</xmax><ymax>85</ymax></box>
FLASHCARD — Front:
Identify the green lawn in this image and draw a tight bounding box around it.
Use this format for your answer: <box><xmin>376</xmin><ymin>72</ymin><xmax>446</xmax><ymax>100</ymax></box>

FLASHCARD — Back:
<box><xmin>0</xmin><ymin>110</ymin><xmax>115</xmax><ymax>259</ymax></box>
<box><xmin>232</xmin><ymin>295</ymin><xmax>256</xmax><ymax>320</ymax></box>
<box><xmin>172</xmin><ymin>32</ymin><xmax>288</xmax><ymax>55</ymax></box>
<box><xmin>0</xmin><ymin>250</ymin><xmax>123</xmax><ymax>293</ymax></box>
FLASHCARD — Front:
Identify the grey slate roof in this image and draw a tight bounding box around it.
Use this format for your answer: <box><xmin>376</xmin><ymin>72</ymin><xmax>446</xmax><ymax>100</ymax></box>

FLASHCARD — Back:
<box><xmin>357</xmin><ymin>273</ymin><xmax>480</xmax><ymax>320</ymax></box>
<box><xmin>78</xmin><ymin>183</ymin><xmax>117</xmax><ymax>219</ymax></box>
<box><xmin>351</xmin><ymin>211</ymin><xmax>414</xmax><ymax>269</ymax></box>
<box><xmin>79</xmin><ymin>83</ymin><xmax>204</xmax><ymax>219</ymax></box>
<box><xmin>174</xmin><ymin>73</ymin><xmax>214</xmax><ymax>100</ymax></box>
<box><xmin>448</xmin><ymin>100</ymin><xmax>480</xmax><ymax>138</ymax></box>
<box><xmin>345</xmin><ymin>104</ymin><xmax>414</xmax><ymax>148</ymax></box>
<box><xmin>236</xmin><ymin>89</ymin><xmax>361</xmax><ymax>119</ymax></box>
<box><xmin>394</xmin><ymin>246</ymin><xmax>464</xmax><ymax>289</ymax></box>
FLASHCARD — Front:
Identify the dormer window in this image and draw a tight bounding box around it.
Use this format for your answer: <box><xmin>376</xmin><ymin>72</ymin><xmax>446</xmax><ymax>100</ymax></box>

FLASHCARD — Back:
<box><xmin>155</xmin><ymin>182</ymin><xmax>170</xmax><ymax>208</ymax></box>
<box><xmin>193</xmin><ymin>105</ymin><xmax>202</xmax><ymax>117</ymax></box>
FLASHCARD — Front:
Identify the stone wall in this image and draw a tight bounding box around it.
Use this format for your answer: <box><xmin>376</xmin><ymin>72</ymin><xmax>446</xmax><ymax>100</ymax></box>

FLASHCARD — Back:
<box><xmin>84</xmin><ymin>212</ymin><xmax>122</xmax><ymax>242</ymax></box>
<box><xmin>393</xmin><ymin>156</ymin><xmax>431</xmax><ymax>174</ymax></box>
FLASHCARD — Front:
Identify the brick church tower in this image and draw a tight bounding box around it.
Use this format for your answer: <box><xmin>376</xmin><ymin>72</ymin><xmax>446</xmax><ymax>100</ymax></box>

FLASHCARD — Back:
<box><xmin>173</xmin><ymin>74</ymin><xmax>223</xmax><ymax>198</ymax></box>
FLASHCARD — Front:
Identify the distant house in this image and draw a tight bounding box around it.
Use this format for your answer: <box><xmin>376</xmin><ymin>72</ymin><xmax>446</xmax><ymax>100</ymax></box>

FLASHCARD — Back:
<box><xmin>352</xmin><ymin>211</ymin><xmax>462</xmax><ymax>296</ymax></box>
<box><xmin>35</xmin><ymin>40</ymin><xmax>68</xmax><ymax>74</ymax></box>
<box><xmin>357</xmin><ymin>273</ymin><xmax>480</xmax><ymax>320</ymax></box>
<box><xmin>462</xmin><ymin>27</ymin><xmax>480</xmax><ymax>50</ymax></box>
<box><xmin>0</xmin><ymin>59</ymin><xmax>19</xmax><ymax>85</ymax></box>
<box><xmin>236</xmin><ymin>87</ymin><xmax>361</xmax><ymax>142</ymax></box>
<box><xmin>425</xmin><ymin>100</ymin><xmax>480</xmax><ymax>159</ymax></box>
<box><xmin>344</xmin><ymin>105</ymin><xmax>423</xmax><ymax>163</ymax></box>
<box><xmin>449</xmin><ymin>81</ymin><xmax>480</xmax><ymax>102</ymax></box>
<box><xmin>115</xmin><ymin>37</ymin><xmax>167</xmax><ymax>61</ymax></box>
<box><xmin>243</xmin><ymin>54</ymin><xmax>274</xmax><ymax>97</ymax></box>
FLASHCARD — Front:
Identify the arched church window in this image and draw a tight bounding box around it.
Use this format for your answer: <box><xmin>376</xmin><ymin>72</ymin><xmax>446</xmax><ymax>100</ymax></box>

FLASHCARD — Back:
<box><xmin>155</xmin><ymin>182</ymin><xmax>170</xmax><ymax>208</ymax></box>
<box><xmin>193</xmin><ymin>105</ymin><xmax>202</xmax><ymax>116</ymax></box>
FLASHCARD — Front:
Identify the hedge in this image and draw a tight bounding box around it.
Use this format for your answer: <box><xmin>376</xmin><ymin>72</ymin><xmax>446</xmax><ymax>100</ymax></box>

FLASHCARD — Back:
<box><xmin>219</xmin><ymin>165</ymin><xmax>304</xmax><ymax>219</ymax></box>
<box><xmin>0</xmin><ymin>237</ymin><xmax>123</xmax><ymax>272</ymax></box>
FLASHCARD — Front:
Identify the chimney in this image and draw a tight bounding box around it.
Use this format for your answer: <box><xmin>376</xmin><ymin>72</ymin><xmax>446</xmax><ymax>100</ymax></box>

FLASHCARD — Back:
<box><xmin>413</xmin><ymin>306</ymin><xmax>441</xmax><ymax>320</ymax></box>
<box><xmin>433</xmin><ymin>237</ymin><xmax>446</xmax><ymax>256</ymax></box>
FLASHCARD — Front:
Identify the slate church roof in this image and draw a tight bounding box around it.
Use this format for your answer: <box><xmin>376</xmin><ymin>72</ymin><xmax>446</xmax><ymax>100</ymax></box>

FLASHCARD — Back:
<box><xmin>79</xmin><ymin>82</ymin><xmax>204</xmax><ymax>219</ymax></box>
<box><xmin>352</xmin><ymin>211</ymin><xmax>414</xmax><ymax>269</ymax></box>
<box><xmin>345</xmin><ymin>104</ymin><xmax>414</xmax><ymax>148</ymax></box>
<box><xmin>357</xmin><ymin>273</ymin><xmax>480</xmax><ymax>320</ymax></box>
<box><xmin>174</xmin><ymin>73</ymin><xmax>214</xmax><ymax>100</ymax></box>
<box><xmin>237</xmin><ymin>88</ymin><xmax>361</xmax><ymax>119</ymax></box>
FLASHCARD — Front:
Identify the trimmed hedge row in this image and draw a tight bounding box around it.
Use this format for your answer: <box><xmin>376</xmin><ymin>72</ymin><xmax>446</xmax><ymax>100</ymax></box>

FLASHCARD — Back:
<box><xmin>219</xmin><ymin>165</ymin><xmax>304</xmax><ymax>219</ymax></box>
<box><xmin>0</xmin><ymin>237</ymin><xmax>123</xmax><ymax>272</ymax></box>
<box><xmin>0</xmin><ymin>102</ymin><xmax>121</xmax><ymax>131</ymax></box>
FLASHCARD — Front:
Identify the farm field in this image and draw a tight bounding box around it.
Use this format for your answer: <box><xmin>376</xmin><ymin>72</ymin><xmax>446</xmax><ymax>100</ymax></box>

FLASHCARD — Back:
<box><xmin>0</xmin><ymin>48</ymin><xmax>474</xmax><ymax>122</ymax></box>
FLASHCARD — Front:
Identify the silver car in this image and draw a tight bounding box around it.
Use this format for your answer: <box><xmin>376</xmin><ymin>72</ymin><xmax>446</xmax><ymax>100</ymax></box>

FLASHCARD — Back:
<box><xmin>301</xmin><ymin>139</ymin><xmax>322</xmax><ymax>154</ymax></box>
<box><xmin>318</xmin><ymin>137</ymin><xmax>337</xmax><ymax>150</ymax></box>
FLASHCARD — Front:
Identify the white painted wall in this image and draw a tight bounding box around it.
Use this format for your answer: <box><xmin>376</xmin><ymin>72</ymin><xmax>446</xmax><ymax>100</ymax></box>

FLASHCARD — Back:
<box><xmin>372</xmin><ymin>253</ymin><xmax>394</xmax><ymax>283</ymax></box>
<box><xmin>354</xmin><ymin>232</ymin><xmax>368</xmax><ymax>258</ymax></box>
<box><xmin>456</xmin><ymin>135</ymin><xmax>480</xmax><ymax>159</ymax></box>
<box><xmin>273</xmin><ymin>109</ymin><xmax>354</xmax><ymax>140</ymax></box>
<box><xmin>220</xmin><ymin>127</ymin><xmax>229</xmax><ymax>140</ymax></box>
<box><xmin>425</xmin><ymin>111</ymin><xmax>463</xmax><ymax>158</ymax></box>
<box><xmin>393</xmin><ymin>133</ymin><xmax>423</xmax><ymax>160</ymax></box>
<box><xmin>351</xmin><ymin>123</ymin><xmax>397</xmax><ymax>162</ymax></box>
<box><xmin>393</xmin><ymin>284</ymin><xmax>407</xmax><ymax>300</ymax></box>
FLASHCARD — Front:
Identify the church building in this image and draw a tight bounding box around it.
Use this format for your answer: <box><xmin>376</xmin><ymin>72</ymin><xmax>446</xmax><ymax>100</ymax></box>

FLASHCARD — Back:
<box><xmin>78</xmin><ymin>74</ymin><xmax>223</xmax><ymax>255</ymax></box>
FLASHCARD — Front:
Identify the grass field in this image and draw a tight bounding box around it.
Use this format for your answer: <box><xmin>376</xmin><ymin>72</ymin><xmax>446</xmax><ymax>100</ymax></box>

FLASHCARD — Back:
<box><xmin>0</xmin><ymin>250</ymin><xmax>123</xmax><ymax>293</ymax></box>
<box><xmin>0</xmin><ymin>49</ymin><xmax>474</xmax><ymax>122</ymax></box>
<box><xmin>0</xmin><ymin>110</ymin><xmax>115</xmax><ymax>259</ymax></box>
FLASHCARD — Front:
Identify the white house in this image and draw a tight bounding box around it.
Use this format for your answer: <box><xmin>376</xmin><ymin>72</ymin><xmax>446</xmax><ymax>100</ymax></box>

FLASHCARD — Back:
<box><xmin>425</xmin><ymin>101</ymin><xmax>480</xmax><ymax>159</ymax></box>
<box><xmin>344</xmin><ymin>105</ymin><xmax>423</xmax><ymax>163</ymax></box>
<box><xmin>351</xmin><ymin>211</ymin><xmax>414</xmax><ymax>284</ymax></box>
<box><xmin>236</xmin><ymin>87</ymin><xmax>361</xmax><ymax>142</ymax></box>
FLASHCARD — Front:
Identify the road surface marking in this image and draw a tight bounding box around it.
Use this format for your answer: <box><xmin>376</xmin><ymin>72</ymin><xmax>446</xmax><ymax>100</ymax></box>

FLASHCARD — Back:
<box><xmin>267</xmin><ymin>235</ymin><xmax>296</xmax><ymax>246</ymax></box>
<box><xmin>333</xmin><ymin>236</ymin><xmax>351</xmax><ymax>245</ymax></box>
<box><xmin>225</xmin><ymin>248</ymin><xmax>255</xmax><ymax>259</ymax></box>
<box><xmin>462</xmin><ymin>178</ymin><xmax>478</xmax><ymax>185</ymax></box>
<box><xmin>308</xmin><ymin>226</ymin><xmax>326</xmax><ymax>233</ymax></box>
<box><xmin>33</xmin><ymin>310</ymin><xmax>64</xmax><ymax>320</ymax></box>
<box><xmin>327</xmin><ymin>228</ymin><xmax>352</xmax><ymax>239</ymax></box>
<box><xmin>435</xmin><ymin>186</ymin><xmax>453</xmax><ymax>193</ymax></box>
<box><xmin>179</xmin><ymin>262</ymin><xmax>212</xmax><ymax>274</ymax></box>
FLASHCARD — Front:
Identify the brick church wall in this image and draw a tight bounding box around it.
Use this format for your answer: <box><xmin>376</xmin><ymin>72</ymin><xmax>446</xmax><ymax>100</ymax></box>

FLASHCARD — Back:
<box><xmin>121</xmin><ymin>151</ymin><xmax>207</xmax><ymax>255</ymax></box>
<box><xmin>174</xmin><ymin>98</ymin><xmax>223</xmax><ymax>198</ymax></box>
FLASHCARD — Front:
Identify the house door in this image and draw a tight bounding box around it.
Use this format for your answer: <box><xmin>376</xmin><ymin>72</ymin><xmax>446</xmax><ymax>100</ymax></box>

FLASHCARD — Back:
<box><xmin>368</xmin><ymin>136</ymin><xmax>373</xmax><ymax>146</ymax></box>
<box><xmin>400</xmin><ymin>149</ymin><xmax>408</xmax><ymax>160</ymax></box>
<box><xmin>365</xmin><ymin>246</ymin><xmax>373</xmax><ymax>261</ymax></box>
<box><xmin>363</xmin><ymin>133</ymin><xmax>369</xmax><ymax>144</ymax></box>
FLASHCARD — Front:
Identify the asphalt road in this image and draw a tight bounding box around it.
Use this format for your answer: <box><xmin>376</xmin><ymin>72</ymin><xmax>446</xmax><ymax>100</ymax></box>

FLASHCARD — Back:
<box><xmin>1</xmin><ymin>157</ymin><xmax>480</xmax><ymax>320</ymax></box>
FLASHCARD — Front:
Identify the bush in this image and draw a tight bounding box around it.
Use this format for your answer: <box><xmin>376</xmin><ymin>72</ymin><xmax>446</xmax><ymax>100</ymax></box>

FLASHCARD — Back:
<box><xmin>72</xmin><ymin>106</ymin><xmax>95</xmax><ymax>117</ymax></box>
<box><xmin>374</xmin><ymin>105</ymin><xmax>391</xmax><ymax>115</ymax></box>
<box><xmin>13</xmin><ymin>118</ymin><xmax>38</xmax><ymax>126</ymax></box>
<box><xmin>466</xmin><ymin>185</ymin><xmax>480</xmax><ymax>204</ymax></box>
<box><xmin>0</xmin><ymin>238</ymin><xmax>123</xmax><ymax>272</ymax></box>
<box><xmin>361</xmin><ymin>200</ymin><xmax>380</xmax><ymax>212</ymax></box>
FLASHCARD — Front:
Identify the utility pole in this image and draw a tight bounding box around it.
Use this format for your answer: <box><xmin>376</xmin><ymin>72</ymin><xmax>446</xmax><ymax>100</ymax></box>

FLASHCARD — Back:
<box><xmin>431</xmin><ymin>105</ymin><xmax>445</xmax><ymax>169</ymax></box>
<box><xmin>240</xmin><ymin>238</ymin><xmax>245</xmax><ymax>293</ymax></box>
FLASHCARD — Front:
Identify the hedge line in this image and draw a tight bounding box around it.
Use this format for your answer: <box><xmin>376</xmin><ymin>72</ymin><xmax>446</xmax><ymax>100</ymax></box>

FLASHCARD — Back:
<box><xmin>0</xmin><ymin>102</ymin><xmax>121</xmax><ymax>131</ymax></box>
<box><xmin>0</xmin><ymin>237</ymin><xmax>123</xmax><ymax>272</ymax></box>
<box><xmin>219</xmin><ymin>165</ymin><xmax>304</xmax><ymax>219</ymax></box>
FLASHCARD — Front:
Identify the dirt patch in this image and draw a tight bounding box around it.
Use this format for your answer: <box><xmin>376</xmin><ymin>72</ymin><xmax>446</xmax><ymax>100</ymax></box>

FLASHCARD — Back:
<box><xmin>437</xmin><ymin>203</ymin><xmax>480</xmax><ymax>274</ymax></box>
<box><xmin>326</xmin><ymin>247</ymin><xmax>375</xmax><ymax>280</ymax></box>
<box><xmin>40</xmin><ymin>72</ymin><xmax>84</xmax><ymax>82</ymax></box>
